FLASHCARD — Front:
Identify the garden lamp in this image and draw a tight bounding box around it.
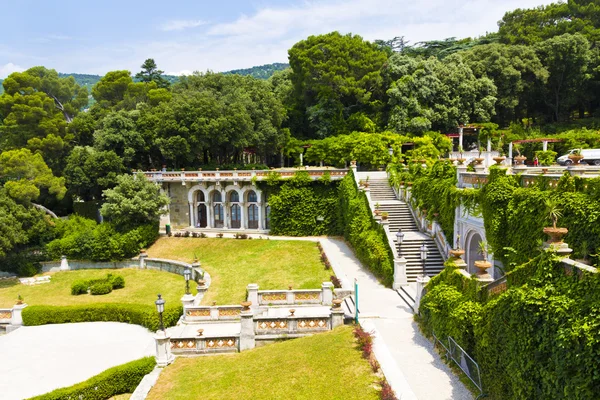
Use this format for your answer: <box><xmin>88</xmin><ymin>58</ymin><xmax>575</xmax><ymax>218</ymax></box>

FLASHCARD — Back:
<box><xmin>155</xmin><ymin>294</ymin><xmax>166</xmax><ymax>332</ymax></box>
<box><xmin>396</xmin><ymin>229</ymin><xmax>405</xmax><ymax>256</ymax></box>
<box><xmin>184</xmin><ymin>266</ymin><xmax>191</xmax><ymax>295</ymax></box>
<box><xmin>420</xmin><ymin>244</ymin><xmax>428</xmax><ymax>276</ymax></box>
<box><xmin>388</xmin><ymin>146</ymin><xmax>394</xmax><ymax>156</ymax></box>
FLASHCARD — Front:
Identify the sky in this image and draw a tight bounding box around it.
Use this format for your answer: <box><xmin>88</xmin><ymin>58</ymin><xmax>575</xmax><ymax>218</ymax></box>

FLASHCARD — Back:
<box><xmin>0</xmin><ymin>0</ymin><xmax>556</xmax><ymax>78</ymax></box>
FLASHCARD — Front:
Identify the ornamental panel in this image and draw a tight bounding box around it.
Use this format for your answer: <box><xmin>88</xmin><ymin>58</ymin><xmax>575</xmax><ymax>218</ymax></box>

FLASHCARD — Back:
<box><xmin>206</xmin><ymin>338</ymin><xmax>237</xmax><ymax>348</ymax></box>
<box><xmin>171</xmin><ymin>340</ymin><xmax>196</xmax><ymax>349</ymax></box>
<box><xmin>257</xmin><ymin>320</ymin><xmax>288</xmax><ymax>330</ymax></box>
<box><xmin>218</xmin><ymin>308</ymin><xmax>241</xmax><ymax>317</ymax></box>
<box><xmin>0</xmin><ymin>311</ymin><xmax>11</xmax><ymax>320</ymax></box>
<box><xmin>297</xmin><ymin>319</ymin><xmax>328</xmax><ymax>329</ymax></box>
<box><xmin>187</xmin><ymin>309</ymin><xmax>211</xmax><ymax>317</ymax></box>
<box><xmin>262</xmin><ymin>293</ymin><xmax>286</xmax><ymax>302</ymax></box>
<box><xmin>294</xmin><ymin>292</ymin><xmax>321</xmax><ymax>301</ymax></box>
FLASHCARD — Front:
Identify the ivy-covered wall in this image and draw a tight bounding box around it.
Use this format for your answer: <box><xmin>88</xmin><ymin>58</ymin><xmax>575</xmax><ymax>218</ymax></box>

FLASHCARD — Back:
<box><xmin>419</xmin><ymin>254</ymin><xmax>600</xmax><ymax>400</ymax></box>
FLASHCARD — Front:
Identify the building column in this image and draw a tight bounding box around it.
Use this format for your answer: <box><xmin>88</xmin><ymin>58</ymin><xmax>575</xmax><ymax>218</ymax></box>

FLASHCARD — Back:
<box><xmin>240</xmin><ymin>202</ymin><xmax>246</xmax><ymax>229</ymax></box>
<box><xmin>258</xmin><ymin>203</ymin><xmax>264</xmax><ymax>230</ymax></box>
<box><xmin>188</xmin><ymin>202</ymin><xmax>194</xmax><ymax>227</ymax></box>
<box><xmin>543</xmin><ymin>141</ymin><xmax>548</xmax><ymax>151</ymax></box>
<box><xmin>458</xmin><ymin>126</ymin><xmax>464</xmax><ymax>150</ymax></box>
<box><xmin>221</xmin><ymin>189</ymin><xmax>228</xmax><ymax>229</ymax></box>
<box><xmin>207</xmin><ymin>202</ymin><xmax>213</xmax><ymax>228</ymax></box>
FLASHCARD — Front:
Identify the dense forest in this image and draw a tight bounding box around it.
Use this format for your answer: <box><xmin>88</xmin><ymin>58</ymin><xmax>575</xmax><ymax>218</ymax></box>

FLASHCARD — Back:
<box><xmin>1</xmin><ymin>0</ymin><xmax>600</xmax><ymax>273</ymax></box>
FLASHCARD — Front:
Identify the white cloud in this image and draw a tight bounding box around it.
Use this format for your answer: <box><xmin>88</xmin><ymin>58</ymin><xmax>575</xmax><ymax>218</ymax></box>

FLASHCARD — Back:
<box><xmin>0</xmin><ymin>63</ymin><xmax>25</xmax><ymax>78</ymax></box>
<box><xmin>160</xmin><ymin>20</ymin><xmax>206</xmax><ymax>32</ymax></box>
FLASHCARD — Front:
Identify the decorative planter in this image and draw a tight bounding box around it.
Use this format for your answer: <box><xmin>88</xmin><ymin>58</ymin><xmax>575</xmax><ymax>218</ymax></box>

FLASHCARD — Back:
<box><xmin>381</xmin><ymin>214</ymin><xmax>388</xmax><ymax>221</ymax></box>
<box><xmin>543</xmin><ymin>227</ymin><xmax>568</xmax><ymax>243</ymax></box>
<box><xmin>568</xmin><ymin>154</ymin><xmax>584</xmax><ymax>165</ymax></box>
<box><xmin>196</xmin><ymin>329</ymin><xmax>204</xmax><ymax>337</ymax></box>
<box><xmin>406</xmin><ymin>182</ymin><xmax>413</xmax><ymax>187</ymax></box>
<box><xmin>332</xmin><ymin>299</ymin><xmax>343</xmax><ymax>308</ymax></box>
<box><xmin>197</xmin><ymin>279</ymin><xmax>206</xmax><ymax>287</ymax></box>
<box><xmin>288</xmin><ymin>285</ymin><xmax>293</xmax><ymax>291</ymax></box>
<box><xmin>474</xmin><ymin>260</ymin><xmax>492</xmax><ymax>273</ymax></box>
<box><xmin>475</xmin><ymin>158</ymin><xmax>485</xmax><ymax>165</ymax></box>
<box><xmin>457</xmin><ymin>158</ymin><xmax>466</xmax><ymax>165</ymax></box>
<box><xmin>514</xmin><ymin>155</ymin><xmax>527</xmax><ymax>165</ymax></box>
<box><xmin>212</xmin><ymin>301</ymin><xmax>217</xmax><ymax>306</ymax></box>
<box><xmin>541</xmin><ymin>168</ymin><xmax>548</xmax><ymax>174</ymax></box>
<box><xmin>374</xmin><ymin>209</ymin><xmax>381</xmax><ymax>216</ymax></box>
<box><xmin>289</xmin><ymin>309</ymin><xmax>296</xmax><ymax>316</ymax></box>
<box><xmin>493</xmin><ymin>156</ymin><xmax>506</xmax><ymax>165</ymax></box>
<box><xmin>241</xmin><ymin>301</ymin><xmax>252</xmax><ymax>311</ymax></box>
<box><xmin>449</xmin><ymin>249</ymin><xmax>465</xmax><ymax>259</ymax></box>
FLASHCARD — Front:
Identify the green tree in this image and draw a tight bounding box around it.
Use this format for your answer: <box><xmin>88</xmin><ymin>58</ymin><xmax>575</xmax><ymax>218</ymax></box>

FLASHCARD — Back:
<box><xmin>100</xmin><ymin>174</ymin><xmax>169</xmax><ymax>231</ymax></box>
<box><xmin>64</xmin><ymin>146</ymin><xmax>125</xmax><ymax>201</ymax></box>
<box><xmin>135</xmin><ymin>59</ymin><xmax>169</xmax><ymax>88</ymax></box>
<box><xmin>0</xmin><ymin>148</ymin><xmax>66</xmax><ymax>202</ymax></box>
<box><xmin>288</xmin><ymin>32</ymin><xmax>388</xmax><ymax>138</ymax></box>
<box><xmin>535</xmin><ymin>33</ymin><xmax>592</xmax><ymax>121</ymax></box>
<box><xmin>92</xmin><ymin>71</ymin><xmax>133</xmax><ymax>108</ymax></box>
<box><xmin>93</xmin><ymin>110</ymin><xmax>148</xmax><ymax>167</ymax></box>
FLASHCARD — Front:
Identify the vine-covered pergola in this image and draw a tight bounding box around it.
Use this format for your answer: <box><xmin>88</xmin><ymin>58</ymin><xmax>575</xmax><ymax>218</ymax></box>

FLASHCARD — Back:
<box><xmin>508</xmin><ymin>138</ymin><xmax>563</xmax><ymax>162</ymax></box>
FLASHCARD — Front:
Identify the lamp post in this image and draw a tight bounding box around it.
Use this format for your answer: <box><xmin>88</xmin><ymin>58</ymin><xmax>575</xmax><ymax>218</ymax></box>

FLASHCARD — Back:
<box><xmin>183</xmin><ymin>266</ymin><xmax>191</xmax><ymax>295</ymax></box>
<box><xmin>420</xmin><ymin>244</ymin><xmax>428</xmax><ymax>277</ymax></box>
<box><xmin>155</xmin><ymin>294</ymin><xmax>165</xmax><ymax>332</ymax></box>
<box><xmin>396</xmin><ymin>228</ymin><xmax>405</xmax><ymax>257</ymax></box>
<box><xmin>388</xmin><ymin>146</ymin><xmax>394</xmax><ymax>157</ymax></box>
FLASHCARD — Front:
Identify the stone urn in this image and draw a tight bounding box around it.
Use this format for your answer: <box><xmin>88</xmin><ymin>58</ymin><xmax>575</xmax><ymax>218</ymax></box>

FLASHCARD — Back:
<box><xmin>289</xmin><ymin>309</ymin><xmax>296</xmax><ymax>316</ymax></box>
<box><xmin>212</xmin><ymin>301</ymin><xmax>217</xmax><ymax>306</ymax></box>
<box><xmin>381</xmin><ymin>213</ymin><xmax>389</xmax><ymax>221</ymax></box>
<box><xmin>374</xmin><ymin>209</ymin><xmax>381</xmax><ymax>216</ymax></box>
<box><xmin>196</xmin><ymin>328</ymin><xmax>204</xmax><ymax>337</ymax></box>
<box><xmin>474</xmin><ymin>260</ymin><xmax>492</xmax><ymax>274</ymax></box>
<box><xmin>457</xmin><ymin>158</ymin><xmax>466</xmax><ymax>165</ymax></box>
<box><xmin>514</xmin><ymin>155</ymin><xmax>527</xmax><ymax>165</ymax></box>
<box><xmin>493</xmin><ymin>156</ymin><xmax>506</xmax><ymax>165</ymax></box>
<box><xmin>449</xmin><ymin>249</ymin><xmax>465</xmax><ymax>259</ymax></box>
<box><xmin>197</xmin><ymin>279</ymin><xmax>206</xmax><ymax>287</ymax></box>
<box><xmin>406</xmin><ymin>182</ymin><xmax>413</xmax><ymax>187</ymax></box>
<box><xmin>474</xmin><ymin>157</ymin><xmax>485</xmax><ymax>165</ymax></box>
<box><xmin>332</xmin><ymin>299</ymin><xmax>343</xmax><ymax>308</ymax></box>
<box><xmin>543</xmin><ymin>227</ymin><xmax>568</xmax><ymax>243</ymax></box>
<box><xmin>541</xmin><ymin>168</ymin><xmax>549</xmax><ymax>174</ymax></box>
<box><xmin>241</xmin><ymin>301</ymin><xmax>252</xmax><ymax>311</ymax></box>
<box><xmin>568</xmin><ymin>154</ymin><xmax>584</xmax><ymax>165</ymax></box>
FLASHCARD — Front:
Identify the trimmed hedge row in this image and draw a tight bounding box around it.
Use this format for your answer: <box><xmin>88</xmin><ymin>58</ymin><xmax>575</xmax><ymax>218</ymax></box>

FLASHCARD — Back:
<box><xmin>27</xmin><ymin>356</ymin><xmax>156</xmax><ymax>400</ymax></box>
<box><xmin>22</xmin><ymin>303</ymin><xmax>182</xmax><ymax>331</ymax></box>
<box><xmin>338</xmin><ymin>171</ymin><xmax>394</xmax><ymax>286</ymax></box>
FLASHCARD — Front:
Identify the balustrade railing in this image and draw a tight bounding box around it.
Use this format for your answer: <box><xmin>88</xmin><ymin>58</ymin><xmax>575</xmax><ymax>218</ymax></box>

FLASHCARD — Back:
<box><xmin>140</xmin><ymin>168</ymin><xmax>348</xmax><ymax>183</ymax></box>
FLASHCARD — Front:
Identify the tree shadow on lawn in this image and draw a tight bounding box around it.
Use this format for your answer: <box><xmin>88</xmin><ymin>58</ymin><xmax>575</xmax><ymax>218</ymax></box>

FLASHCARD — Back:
<box><xmin>0</xmin><ymin>279</ymin><xmax>18</xmax><ymax>289</ymax></box>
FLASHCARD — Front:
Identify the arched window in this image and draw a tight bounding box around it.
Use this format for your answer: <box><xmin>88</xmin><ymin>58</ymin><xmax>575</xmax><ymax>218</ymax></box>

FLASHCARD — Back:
<box><xmin>197</xmin><ymin>191</ymin><xmax>205</xmax><ymax>202</ymax></box>
<box><xmin>214</xmin><ymin>204</ymin><xmax>224</xmax><ymax>228</ymax></box>
<box><xmin>212</xmin><ymin>191</ymin><xmax>222</xmax><ymax>203</ymax></box>
<box><xmin>229</xmin><ymin>191</ymin><xmax>239</xmax><ymax>203</ymax></box>
<box><xmin>248</xmin><ymin>204</ymin><xmax>258</xmax><ymax>229</ymax></box>
<box><xmin>247</xmin><ymin>190</ymin><xmax>257</xmax><ymax>203</ymax></box>
<box><xmin>231</xmin><ymin>204</ymin><xmax>241</xmax><ymax>228</ymax></box>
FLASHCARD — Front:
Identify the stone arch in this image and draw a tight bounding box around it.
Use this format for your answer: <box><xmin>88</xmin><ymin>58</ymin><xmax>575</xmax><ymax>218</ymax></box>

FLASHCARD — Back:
<box><xmin>240</xmin><ymin>185</ymin><xmax>261</xmax><ymax>203</ymax></box>
<box><xmin>465</xmin><ymin>230</ymin><xmax>484</xmax><ymax>274</ymax></box>
<box><xmin>187</xmin><ymin>184</ymin><xmax>209</xmax><ymax>204</ymax></box>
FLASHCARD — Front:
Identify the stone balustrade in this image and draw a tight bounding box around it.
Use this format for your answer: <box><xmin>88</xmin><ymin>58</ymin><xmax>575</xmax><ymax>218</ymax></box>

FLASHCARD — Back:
<box><xmin>257</xmin><ymin>289</ymin><xmax>323</xmax><ymax>306</ymax></box>
<box><xmin>254</xmin><ymin>315</ymin><xmax>331</xmax><ymax>336</ymax></box>
<box><xmin>170</xmin><ymin>335</ymin><xmax>240</xmax><ymax>355</ymax></box>
<box><xmin>140</xmin><ymin>168</ymin><xmax>348</xmax><ymax>184</ymax></box>
<box><xmin>184</xmin><ymin>305</ymin><xmax>243</xmax><ymax>322</ymax></box>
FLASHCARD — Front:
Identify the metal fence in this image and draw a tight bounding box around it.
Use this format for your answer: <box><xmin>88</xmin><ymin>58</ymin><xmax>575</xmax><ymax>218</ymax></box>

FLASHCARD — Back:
<box><xmin>434</xmin><ymin>334</ymin><xmax>485</xmax><ymax>398</ymax></box>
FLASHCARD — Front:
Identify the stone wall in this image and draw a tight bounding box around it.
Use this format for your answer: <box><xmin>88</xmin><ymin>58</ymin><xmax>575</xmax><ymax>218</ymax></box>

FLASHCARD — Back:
<box><xmin>166</xmin><ymin>183</ymin><xmax>190</xmax><ymax>228</ymax></box>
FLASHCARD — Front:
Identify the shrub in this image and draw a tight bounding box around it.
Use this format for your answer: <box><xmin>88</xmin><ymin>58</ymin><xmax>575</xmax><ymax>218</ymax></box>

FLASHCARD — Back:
<box><xmin>330</xmin><ymin>275</ymin><xmax>342</xmax><ymax>288</ymax></box>
<box><xmin>90</xmin><ymin>281</ymin><xmax>113</xmax><ymax>295</ymax></box>
<box><xmin>71</xmin><ymin>280</ymin><xmax>88</xmax><ymax>295</ymax></box>
<box><xmin>27</xmin><ymin>356</ymin><xmax>156</xmax><ymax>400</ymax></box>
<box><xmin>23</xmin><ymin>303</ymin><xmax>182</xmax><ymax>331</ymax></box>
<box><xmin>380</xmin><ymin>379</ymin><xmax>398</xmax><ymax>400</ymax></box>
<box><xmin>109</xmin><ymin>274</ymin><xmax>125</xmax><ymax>289</ymax></box>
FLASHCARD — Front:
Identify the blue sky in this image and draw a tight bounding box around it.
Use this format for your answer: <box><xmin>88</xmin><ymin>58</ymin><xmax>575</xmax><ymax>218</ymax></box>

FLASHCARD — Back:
<box><xmin>0</xmin><ymin>0</ymin><xmax>555</xmax><ymax>78</ymax></box>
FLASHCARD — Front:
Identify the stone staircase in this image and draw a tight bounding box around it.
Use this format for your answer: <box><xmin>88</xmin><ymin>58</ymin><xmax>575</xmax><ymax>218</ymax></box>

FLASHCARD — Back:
<box><xmin>357</xmin><ymin>173</ymin><xmax>445</xmax><ymax>283</ymax></box>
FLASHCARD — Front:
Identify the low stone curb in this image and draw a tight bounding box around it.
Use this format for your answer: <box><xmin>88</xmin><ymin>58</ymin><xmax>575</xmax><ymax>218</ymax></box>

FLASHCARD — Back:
<box><xmin>130</xmin><ymin>366</ymin><xmax>163</xmax><ymax>400</ymax></box>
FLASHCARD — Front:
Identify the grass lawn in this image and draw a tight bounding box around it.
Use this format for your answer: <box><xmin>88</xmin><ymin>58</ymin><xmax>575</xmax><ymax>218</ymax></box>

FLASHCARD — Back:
<box><xmin>147</xmin><ymin>326</ymin><xmax>379</xmax><ymax>400</ymax></box>
<box><xmin>147</xmin><ymin>237</ymin><xmax>331</xmax><ymax>305</ymax></box>
<box><xmin>0</xmin><ymin>268</ymin><xmax>188</xmax><ymax>308</ymax></box>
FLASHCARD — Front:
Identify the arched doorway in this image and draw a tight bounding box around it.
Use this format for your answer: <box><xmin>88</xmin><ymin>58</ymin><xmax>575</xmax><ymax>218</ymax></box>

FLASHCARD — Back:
<box><xmin>466</xmin><ymin>232</ymin><xmax>483</xmax><ymax>274</ymax></box>
<box><xmin>212</xmin><ymin>190</ymin><xmax>224</xmax><ymax>228</ymax></box>
<box><xmin>246</xmin><ymin>190</ymin><xmax>259</xmax><ymax>229</ymax></box>
<box><xmin>196</xmin><ymin>191</ymin><xmax>207</xmax><ymax>228</ymax></box>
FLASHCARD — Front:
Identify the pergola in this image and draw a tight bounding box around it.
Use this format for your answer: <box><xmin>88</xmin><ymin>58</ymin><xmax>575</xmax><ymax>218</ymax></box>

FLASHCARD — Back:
<box><xmin>508</xmin><ymin>138</ymin><xmax>563</xmax><ymax>160</ymax></box>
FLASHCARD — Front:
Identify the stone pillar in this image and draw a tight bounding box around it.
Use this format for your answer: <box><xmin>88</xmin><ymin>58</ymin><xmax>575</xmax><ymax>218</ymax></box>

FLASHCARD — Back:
<box><xmin>246</xmin><ymin>283</ymin><xmax>259</xmax><ymax>308</ymax></box>
<box><xmin>188</xmin><ymin>202</ymin><xmax>194</xmax><ymax>227</ymax></box>
<box><xmin>331</xmin><ymin>307</ymin><xmax>345</xmax><ymax>329</ymax></box>
<box><xmin>350</xmin><ymin>160</ymin><xmax>357</xmax><ymax>177</ymax></box>
<box><xmin>543</xmin><ymin>141</ymin><xmax>548</xmax><ymax>151</ymax></box>
<box><xmin>240</xmin><ymin>202</ymin><xmax>246</xmax><ymax>229</ymax></box>
<box><xmin>458</xmin><ymin>126</ymin><xmax>464</xmax><ymax>150</ymax></box>
<box><xmin>299</xmin><ymin>152</ymin><xmax>303</xmax><ymax>166</ymax></box>
<box><xmin>456</xmin><ymin>165</ymin><xmax>467</xmax><ymax>185</ymax></box>
<box><xmin>195</xmin><ymin>285</ymin><xmax>207</xmax><ymax>305</ymax></box>
<box><xmin>139</xmin><ymin>250</ymin><xmax>148</xmax><ymax>269</ymax></box>
<box><xmin>393</xmin><ymin>257</ymin><xmax>408</xmax><ymax>289</ymax></box>
<box><xmin>11</xmin><ymin>303</ymin><xmax>26</xmax><ymax>326</ymax></box>
<box><xmin>210</xmin><ymin>306</ymin><xmax>219</xmax><ymax>320</ymax></box>
<box><xmin>413</xmin><ymin>275</ymin><xmax>430</xmax><ymax>314</ymax></box>
<box><xmin>508</xmin><ymin>142</ymin><xmax>513</xmax><ymax>166</ymax></box>
<box><xmin>321</xmin><ymin>282</ymin><xmax>333</xmax><ymax>306</ymax></box>
<box><xmin>239</xmin><ymin>310</ymin><xmax>255</xmax><ymax>351</ymax></box>
<box><xmin>257</xmin><ymin>202</ymin><xmax>264</xmax><ymax>230</ymax></box>
<box><xmin>453</xmin><ymin>257</ymin><xmax>467</xmax><ymax>269</ymax></box>
<box><xmin>181</xmin><ymin>294</ymin><xmax>195</xmax><ymax>311</ymax></box>
<box><xmin>60</xmin><ymin>255</ymin><xmax>69</xmax><ymax>271</ymax></box>
<box><xmin>154</xmin><ymin>331</ymin><xmax>174</xmax><ymax>367</ymax></box>
<box><xmin>286</xmin><ymin>289</ymin><xmax>294</xmax><ymax>304</ymax></box>
<box><xmin>207</xmin><ymin>202</ymin><xmax>213</xmax><ymax>228</ymax></box>
<box><xmin>487</xmin><ymin>138</ymin><xmax>492</xmax><ymax>152</ymax></box>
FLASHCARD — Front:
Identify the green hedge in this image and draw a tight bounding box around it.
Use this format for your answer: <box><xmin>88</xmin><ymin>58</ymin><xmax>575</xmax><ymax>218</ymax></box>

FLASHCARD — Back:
<box><xmin>27</xmin><ymin>356</ymin><xmax>156</xmax><ymax>400</ymax></box>
<box><xmin>419</xmin><ymin>254</ymin><xmax>600</xmax><ymax>399</ymax></box>
<box><xmin>22</xmin><ymin>303</ymin><xmax>182</xmax><ymax>331</ymax></box>
<box><xmin>267</xmin><ymin>171</ymin><xmax>341</xmax><ymax>236</ymax></box>
<box><xmin>338</xmin><ymin>171</ymin><xmax>394</xmax><ymax>286</ymax></box>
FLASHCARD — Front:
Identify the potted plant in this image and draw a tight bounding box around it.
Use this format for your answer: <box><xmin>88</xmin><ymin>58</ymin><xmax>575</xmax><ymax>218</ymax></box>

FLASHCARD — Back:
<box><xmin>568</xmin><ymin>149</ymin><xmax>584</xmax><ymax>165</ymax></box>
<box><xmin>542</xmin><ymin>198</ymin><xmax>568</xmax><ymax>243</ymax></box>
<box><xmin>514</xmin><ymin>143</ymin><xmax>527</xmax><ymax>165</ymax></box>
<box><xmin>16</xmin><ymin>294</ymin><xmax>23</xmax><ymax>305</ymax></box>
<box><xmin>241</xmin><ymin>301</ymin><xmax>252</xmax><ymax>311</ymax></box>
<box><xmin>380</xmin><ymin>212</ymin><xmax>389</xmax><ymax>221</ymax></box>
<box><xmin>374</xmin><ymin>202</ymin><xmax>381</xmax><ymax>216</ymax></box>
<box><xmin>474</xmin><ymin>241</ymin><xmax>492</xmax><ymax>274</ymax></box>
<box><xmin>475</xmin><ymin>146</ymin><xmax>485</xmax><ymax>164</ymax></box>
<box><xmin>197</xmin><ymin>271</ymin><xmax>206</xmax><ymax>287</ymax></box>
<box><xmin>457</xmin><ymin>146</ymin><xmax>466</xmax><ymax>165</ymax></box>
<box><xmin>332</xmin><ymin>299</ymin><xmax>343</xmax><ymax>308</ymax></box>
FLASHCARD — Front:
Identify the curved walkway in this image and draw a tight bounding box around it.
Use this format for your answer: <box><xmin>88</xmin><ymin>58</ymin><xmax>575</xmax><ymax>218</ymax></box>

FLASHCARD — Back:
<box><xmin>0</xmin><ymin>322</ymin><xmax>154</xmax><ymax>400</ymax></box>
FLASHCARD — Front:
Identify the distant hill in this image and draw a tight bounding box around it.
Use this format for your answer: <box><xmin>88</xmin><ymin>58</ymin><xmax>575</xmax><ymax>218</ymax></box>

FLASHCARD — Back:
<box><xmin>0</xmin><ymin>63</ymin><xmax>289</xmax><ymax>96</ymax></box>
<box><xmin>223</xmin><ymin>63</ymin><xmax>289</xmax><ymax>79</ymax></box>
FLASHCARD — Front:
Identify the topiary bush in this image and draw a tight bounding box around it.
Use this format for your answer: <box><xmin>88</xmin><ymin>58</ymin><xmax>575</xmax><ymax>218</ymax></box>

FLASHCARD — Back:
<box><xmin>27</xmin><ymin>356</ymin><xmax>156</xmax><ymax>400</ymax></box>
<box><xmin>23</xmin><ymin>303</ymin><xmax>182</xmax><ymax>331</ymax></box>
<box><xmin>70</xmin><ymin>280</ymin><xmax>88</xmax><ymax>295</ymax></box>
<box><xmin>90</xmin><ymin>281</ymin><xmax>113</xmax><ymax>295</ymax></box>
<box><xmin>109</xmin><ymin>274</ymin><xmax>125</xmax><ymax>289</ymax></box>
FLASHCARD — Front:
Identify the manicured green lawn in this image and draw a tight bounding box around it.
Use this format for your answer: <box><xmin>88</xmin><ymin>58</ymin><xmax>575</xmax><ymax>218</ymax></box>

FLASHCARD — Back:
<box><xmin>0</xmin><ymin>268</ymin><xmax>188</xmax><ymax>308</ymax></box>
<box><xmin>147</xmin><ymin>326</ymin><xmax>379</xmax><ymax>400</ymax></box>
<box><xmin>147</xmin><ymin>237</ymin><xmax>331</xmax><ymax>305</ymax></box>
